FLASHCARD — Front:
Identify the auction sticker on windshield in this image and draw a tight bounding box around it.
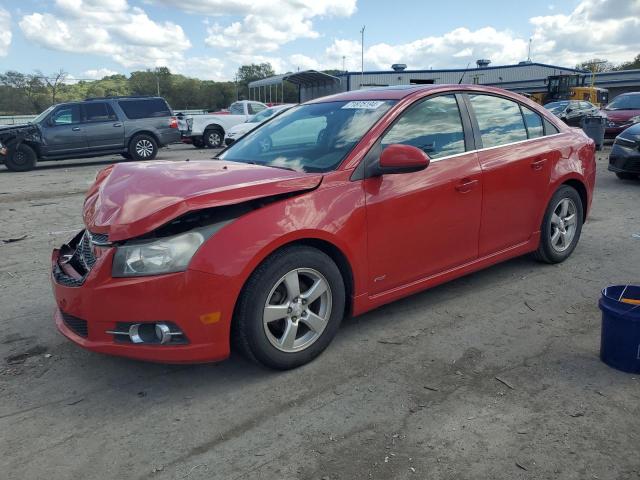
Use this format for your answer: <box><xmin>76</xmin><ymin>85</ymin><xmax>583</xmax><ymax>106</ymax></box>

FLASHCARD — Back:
<box><xmin>341</xmin><ymin>101</ymin><xmax>386</xmax><ymax>109</ymax></box>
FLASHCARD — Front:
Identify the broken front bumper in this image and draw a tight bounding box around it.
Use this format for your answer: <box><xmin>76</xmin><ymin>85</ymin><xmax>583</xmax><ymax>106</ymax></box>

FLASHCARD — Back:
<box><xmin>51</xmin><ymin>230</ymin><xmax>234</xmax><ymax>363</ymax></box>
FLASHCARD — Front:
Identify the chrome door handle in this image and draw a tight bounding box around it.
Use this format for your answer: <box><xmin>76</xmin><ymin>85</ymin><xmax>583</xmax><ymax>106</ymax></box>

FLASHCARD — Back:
<box><xmin>455</xmin><ymin>178</ymin><xmax>479</xmax><ymax>193</ymax></box>
<box><xmin>113</xmin><ymin>123</ymin><xmax>122</xmax><ymax>127</ymax></box>
<box><xmin>72</xmin><ymin>127</ymin><xmax>81</xmax><ymax>131</ymax></box>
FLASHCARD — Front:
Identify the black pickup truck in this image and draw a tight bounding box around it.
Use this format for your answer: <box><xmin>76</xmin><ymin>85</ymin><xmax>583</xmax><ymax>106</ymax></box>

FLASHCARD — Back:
<box><xmin>0</xmin><ymin>96</ymin><xmax>180</xmax><ymax>172</ymax></box>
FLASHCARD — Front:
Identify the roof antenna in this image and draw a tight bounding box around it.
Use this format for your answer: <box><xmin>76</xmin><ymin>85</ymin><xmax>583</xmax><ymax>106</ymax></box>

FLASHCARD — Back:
<box><xmin>458</xmin><ymin>62</ymin><xmax>471</xmax><ymax>84</ymax></box>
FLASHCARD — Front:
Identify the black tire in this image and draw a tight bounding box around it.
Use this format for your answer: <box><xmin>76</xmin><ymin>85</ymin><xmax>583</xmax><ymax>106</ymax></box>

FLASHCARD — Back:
<box><xmin>533</xmin><ymin>185</ymin><xmax>584</xmax><ymax>264</ymax></box>
<box><xmin>128</xmin><ymin>134</ymin><xmax>158</xmax><ymax>161</ymax></box>
<box><xmin>192</xmin><ymin>137</ymin><xmax>205</xmax><ymax>149</ymax></box>
<box><xmin>120</xmin><ymin>152</ymin><xmax>132</xmax><ymax>160</ymax></box>
<box><xmin>5</xmin><ymin>143</ymin><xmax>37</xmax><ymax>172</ymax></box>
<box><xmin>233</xmin><ymin>246</ymin><xmax>346</xmax><ymax>370</ymax></box>
<box><xmin>616</xmin><ymin>172</ymin><xmax>638</xmax><ymax>180</ymax></box>
<box><xmin>204</xmin><ymin>128</ymin><xmax>224</xmax><ymax>148</ymax></box>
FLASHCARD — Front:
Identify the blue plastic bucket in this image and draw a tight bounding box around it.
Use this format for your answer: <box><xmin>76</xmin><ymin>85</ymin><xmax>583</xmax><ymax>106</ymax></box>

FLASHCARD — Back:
<box><xmin>599</xmin><ymin>285</ymin><xmax>640</xmax><ymax>373</ymax></box>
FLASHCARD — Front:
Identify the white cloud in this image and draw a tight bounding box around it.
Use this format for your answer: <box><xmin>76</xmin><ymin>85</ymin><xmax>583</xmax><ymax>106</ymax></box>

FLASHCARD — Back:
<box><xmin>84</xmin><ymin>68</ymin><xmax>120</xmax><ymax>79</ymax></box>
<box><xmin>0</xmin><ymin>8</ymin><xmax>11</xmax><ymax>57</ymax></box>
<box><xmin>530</xmin><ymin>0</ymin><xmax>640</xmax><ymax>65</ymax></box>
<box><xmin>201</xmin><ymin>0</ymin><xmax>356</xmax><ymax>55</ymax></box>
<box><xmin>19</xmin><ymin>0</ymin><xmax>191</xmax><ymax>69</ymax></box>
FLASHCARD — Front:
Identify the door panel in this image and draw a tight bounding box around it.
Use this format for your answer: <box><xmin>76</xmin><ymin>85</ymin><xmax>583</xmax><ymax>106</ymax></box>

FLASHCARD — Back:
<box><xmin>41</xmin><ymin>105</ymin><xmax>87</xmax><ymax>155</ymax></box>
<box><xmin>364</xmin><ymin>153</ymin><xmax>482</xmax><ymax>294</ymax></box>
<box><xmin>467</xmin><ymin>94</ymin><xmax>553</xmax><ymax>256</ymax></box>
<box><xmin>364</xmin><ymin>94</ymin><xmax>482</xmax><ymax>295</ymax></box>
<box><xmin>82</xmin><ymin>103</ymin><xmax>125</xmax><ymax>149</ymax></box>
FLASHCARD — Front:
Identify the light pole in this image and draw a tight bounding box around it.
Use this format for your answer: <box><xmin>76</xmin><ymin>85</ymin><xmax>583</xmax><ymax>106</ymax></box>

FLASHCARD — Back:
<box><xmin>360</xmin><ymin>26</ymin><xmax>366</xmax><ymax>76</ymax></box>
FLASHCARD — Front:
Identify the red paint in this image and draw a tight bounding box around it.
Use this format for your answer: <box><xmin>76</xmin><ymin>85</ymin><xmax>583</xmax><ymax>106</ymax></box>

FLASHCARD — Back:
<box><xmin>379</xmin><ymin>144</ymin><xmax>430</xmax><ymax>170</ymax></box>
<box><xmin>52</xmin><ymin>85</ymin><xmax>595</xmax><ymax>363</ymax></box>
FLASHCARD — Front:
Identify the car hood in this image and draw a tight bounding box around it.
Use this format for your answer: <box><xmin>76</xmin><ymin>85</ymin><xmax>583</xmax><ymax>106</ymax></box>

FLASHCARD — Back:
<box><xmin>602</xmin><ymin>109</ymin><xmax>640</xmax><ymax>121</ymax></box>
<box><xmin>83</xmin><ymin>160</ymin><xmax>323</xmax><ymax>241</ymax></box>
<box><xmin>227</xmin><ymin>122</ymin><xmax>256</xmax><ymax>136</ymax></box>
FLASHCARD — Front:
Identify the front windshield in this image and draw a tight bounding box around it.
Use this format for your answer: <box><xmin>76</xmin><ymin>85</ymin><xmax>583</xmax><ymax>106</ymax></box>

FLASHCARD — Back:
<box><xmin>220</xmin><ymin>100</ymin><xmax>396</xmax><ymax>173</ymax></box>
<box><xmin>605</xmin><ymin>95</ymin><xmax>640</xmax><ymax>111</ymax></box>
<box><xmin>248</xmin><ymin>108</ymin><xmax>277</xmax><ymax>123</ymax></box>
<box><xmin>31</xmin><ymin>105</ymin><xmax>55</xmax><ymax>124</ymax></box>
<box><xmin>545</xmin><ymin>101</ymin><xmax>569</xmax><ymax>114</ymax></box>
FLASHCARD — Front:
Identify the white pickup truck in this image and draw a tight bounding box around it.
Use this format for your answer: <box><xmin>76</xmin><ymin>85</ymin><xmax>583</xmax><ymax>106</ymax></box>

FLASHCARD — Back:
<box><xmin>180</xmin><ymin>100</ymin><xmax>267</xmax><ymax>148</ymax></box>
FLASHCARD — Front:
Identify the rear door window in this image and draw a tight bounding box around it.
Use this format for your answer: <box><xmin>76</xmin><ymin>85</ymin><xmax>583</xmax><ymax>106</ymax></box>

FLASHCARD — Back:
<box><xmin>381</xmin><ymin>94</ymin><xmax>466</xmax><ymax>159</ymax></box>
<box><xmin>249</xmin><ymin>103</ymin><xmax>266</xmax><ymax>115</ymax></box>
<box><xmin>469</xmin><ymin>94</ymin><xmax>528</xmax><ymax>148</ymax></box>
<box><xmin>118</xmin><ymin>99</ymin><xmax>171</xmax><ymax>119</ymax></box>
<box><xmin>521</xmin><ymin>107</ymin><xmax>544</xmax><ymax>139</ymax></box>
<box><xmin>84</xmin><ymin>102</ymin><xmax>117</xmax><ymax>122</ymax></box>
<box><xmin>229</xmin><ymin>103</ymin><xmax>244</xmax><ymax>115</ymax></box>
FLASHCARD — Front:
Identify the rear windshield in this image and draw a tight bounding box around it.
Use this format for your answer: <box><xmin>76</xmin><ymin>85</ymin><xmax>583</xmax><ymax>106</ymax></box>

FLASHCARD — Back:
<box><xmin>118</xmin><ymin>98</ymin><xmax>172</xmax><ymax>119</ymax></box>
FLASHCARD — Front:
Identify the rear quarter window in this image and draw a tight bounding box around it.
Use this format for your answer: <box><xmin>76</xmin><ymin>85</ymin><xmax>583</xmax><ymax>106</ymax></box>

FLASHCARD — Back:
<box><xmin>117</xmin><ymin>99</ymin><xmax>171</xmax><ymax>120</ymax></box>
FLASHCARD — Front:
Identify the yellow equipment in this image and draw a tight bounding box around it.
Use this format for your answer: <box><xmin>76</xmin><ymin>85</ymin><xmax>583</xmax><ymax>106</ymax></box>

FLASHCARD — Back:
<box><xmin>530</xmin><ymin>74</ymin><xmax>608</xmax><ymax>107</ymax></box>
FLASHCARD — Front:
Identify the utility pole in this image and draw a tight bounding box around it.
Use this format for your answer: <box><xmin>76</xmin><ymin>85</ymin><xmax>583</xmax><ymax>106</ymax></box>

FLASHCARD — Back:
<box><xmin>527</xmin><ymin>38</ymin><xmax>532</xmax><ymax>62</ymax></box>
<box><xmin>342</xmin><ymin>55</ymin><xmax>346</xmax><ymax>72</ymax></box>
<box><xmin>360</xmin><ymin>25</ymin><xmax>366</xmax><ymax>76</ymax></box>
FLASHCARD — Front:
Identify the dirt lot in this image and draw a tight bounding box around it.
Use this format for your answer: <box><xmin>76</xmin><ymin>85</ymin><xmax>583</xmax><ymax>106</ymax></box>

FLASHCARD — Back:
<box><xmin>0</xmin><ymin>144</ymin><xmax>639</xmax><ymax>480</ymax></box>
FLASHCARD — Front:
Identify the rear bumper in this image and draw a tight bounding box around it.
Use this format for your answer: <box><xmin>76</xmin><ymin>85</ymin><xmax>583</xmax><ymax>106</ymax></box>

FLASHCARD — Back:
<box><xmin>51</xmin><ymin>245</ymin><xmax>234</xmax><ymax>364</ymax></box>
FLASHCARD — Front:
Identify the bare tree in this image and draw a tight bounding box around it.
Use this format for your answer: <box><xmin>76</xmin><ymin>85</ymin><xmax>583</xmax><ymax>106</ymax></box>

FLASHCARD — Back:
<box><xmin>576</xmin><ymin>58</ymin><xmax>615</xmax><ymax>73</ymax></box>
<box><xmin>38</xmin><ymin>69</ymin><xmax>68</xmax><ymax>104</ymax></box>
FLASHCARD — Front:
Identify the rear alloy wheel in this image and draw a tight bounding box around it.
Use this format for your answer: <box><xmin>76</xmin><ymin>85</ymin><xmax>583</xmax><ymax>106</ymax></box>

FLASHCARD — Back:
<box><xmin>616</xmin><ymin>172</ymin><xmax>638</xmax><ymax>180</ymax></box>
<box><xmin>129</xmin><ymin>134</ymin><xmax>158</xmax><ymax>161</ymax></box>
<box><xmin>204</xmin><ymin>128</ymin><xmax>223</xmax><ymax>148</ymax></box>
<box><xmin>5</xmin><ymin>143</ymin><xmax>37</xmax><ymax>172</ymax></box>
<box><xmin>534</xmin><ymin>185</ymin><xmax>584</xmax><ymax>264</ymax></box>
<box><xmin>234</xmin><ymin>246</ymin><xmax>346</xmax><ymax>370</ymax></box>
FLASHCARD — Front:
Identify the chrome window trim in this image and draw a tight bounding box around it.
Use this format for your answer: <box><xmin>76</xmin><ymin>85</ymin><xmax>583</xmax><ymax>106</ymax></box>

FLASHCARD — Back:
<box><xmin>428</xmin><ymin>132</ymin><xmax>565</xmax><ymax>163</ymax></box>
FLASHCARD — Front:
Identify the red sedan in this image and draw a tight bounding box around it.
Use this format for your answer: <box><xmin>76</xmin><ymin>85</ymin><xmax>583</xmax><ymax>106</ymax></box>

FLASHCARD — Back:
<box><xmin>52</xmin><ymin>85</ymin><xmax>596</xmax><ymax>369</ymax></box>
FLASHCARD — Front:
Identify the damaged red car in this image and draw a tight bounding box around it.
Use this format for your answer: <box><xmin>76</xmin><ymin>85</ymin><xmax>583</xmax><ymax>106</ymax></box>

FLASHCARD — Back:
<box><xmin>52</xmin><ymin>85</ymin><xmax>596</xmax><ymax>369</ymax></box>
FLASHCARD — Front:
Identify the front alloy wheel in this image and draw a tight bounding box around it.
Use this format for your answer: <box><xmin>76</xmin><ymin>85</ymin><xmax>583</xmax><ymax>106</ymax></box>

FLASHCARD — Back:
<box><xmin>549</xmin><ymin>198</ymin><xmax>578</xmax><ymax>253</ymax></box>
<box><xmin>234</xmin><ymin>246</ymin><xmax>345</xmax><ymax>370</ymax></box>
<box><xmin>263</xmin><ymin>268</ymin><xmax>332</xmax><ymax>352</ymax></box>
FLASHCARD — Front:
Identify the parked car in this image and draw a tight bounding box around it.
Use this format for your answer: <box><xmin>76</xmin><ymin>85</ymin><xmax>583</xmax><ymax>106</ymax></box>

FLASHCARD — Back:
<box><xmin>608</xmin><ymin>122</ymin><xmax>640</xmax><ymax>180</ymax></box>
<box><xmin>544</xmin><ymin>100</ymin><xmax>601</xmax><ymax>127</ymax></box>
<box><xmin>181</xmin><ymin>100</ymin><xmax>267</xmax><ymax>148</ymax></box>
<box><xmin>601</xmin><ymin>92</ymin><xmax>640</xmax><ymax>139</ymax></box>
<box><xmin>0</xmin><ymin>96</ymin><xmax>180</xmax><ymax>172</ymax></box>
<box><xmin>52</xmin><ymin>85</ymin><xmax>595</xmax><ymax>369</ymax></box>
<box><xmin>224</xmin><ymin>104</ymin><xmax>296</xmax><ymax>146</ymax></box>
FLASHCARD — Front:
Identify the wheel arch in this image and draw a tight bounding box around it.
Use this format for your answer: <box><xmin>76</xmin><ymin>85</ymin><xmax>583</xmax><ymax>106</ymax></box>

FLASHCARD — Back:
<box><xmin>204</xmin><ymin>123</ymin><xmax>225</xmax><ymax>136</ymax></box>
<box><xmin>562</xmin><ymin>178</ymin><xmax>588</xmax><ymax>221</ymax></box>
<box><xmin>128</xmin><ymin>130</ymin><xmax>159</xmax><ymax>149</ymax></box>
<box><xmin>232</xmin><ymin>236</ymin><xmax>356</xmax><ymax>325</ymax></box>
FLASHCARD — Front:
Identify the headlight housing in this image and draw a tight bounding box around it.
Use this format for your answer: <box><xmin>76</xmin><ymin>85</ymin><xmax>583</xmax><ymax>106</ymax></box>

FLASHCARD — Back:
<box><xmin>112</xmin><ymin>230</ymin><xmax>206</xmax><ymax>277</ymax></box>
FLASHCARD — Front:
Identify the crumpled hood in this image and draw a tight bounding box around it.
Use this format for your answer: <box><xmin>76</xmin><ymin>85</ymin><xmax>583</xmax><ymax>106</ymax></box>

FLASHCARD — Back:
<box><xmin>83</xmin><ymin>160</ymin><xmax>323</xmax><ymax>241</ymax></box>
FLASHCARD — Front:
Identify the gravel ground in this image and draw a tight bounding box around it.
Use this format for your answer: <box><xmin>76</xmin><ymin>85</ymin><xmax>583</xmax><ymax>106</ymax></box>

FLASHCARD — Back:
<box><xmin>0</xmin><ymin>143</ymin><xmax>639</xmax><ymax>480</ymax></box>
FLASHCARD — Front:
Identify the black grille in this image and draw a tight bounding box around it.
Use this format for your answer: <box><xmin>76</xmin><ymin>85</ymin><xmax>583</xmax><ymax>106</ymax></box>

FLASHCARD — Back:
<box><xmin>62</xmin><ymin>312</ymin><xmax>88</xmax><ymax>338</ymax></box>
<box><xmin>53</xmin><ymin>230</ymin><xmax>107</xmax><ymax>287</ymax></box>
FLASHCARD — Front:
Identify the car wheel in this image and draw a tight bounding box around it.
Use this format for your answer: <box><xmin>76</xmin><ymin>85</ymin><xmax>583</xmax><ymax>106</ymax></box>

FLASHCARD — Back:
<box><xmin>129</xmin><ymin>134</ymin><xmax>158</xmax><ymax>161</ymax></box>
<box><xmin>533</xmin><ymin>185</ymin><xmax>584</xmax><ymax>264</ymax></box>
<box><xmin>5</xmin><ymin>143</ymin><xmax>37</xmax><ymax>172</ymax></box>
<box><xmin>204</xmin><ymin>128</ymin><xmax>223</xmax><ymax>148</ymax></box>
<box><xmin>234</xmin><ymin>246</ymin><xmax>346</xmax><ymax>370</ymax></box>
<box><xmin>192</xmin><ymin>137</ymin><xmax>205</xmax><ymax>149</ymax></box>
<box><xmin>616</xmin><ymin>172</ymin><xmax>638</xmax><ymax>180</ymax></box>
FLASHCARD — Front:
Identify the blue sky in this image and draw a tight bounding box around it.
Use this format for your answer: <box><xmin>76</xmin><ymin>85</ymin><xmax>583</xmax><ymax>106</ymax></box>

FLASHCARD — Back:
<box><xmin>0</xmin><ymin>0</ymin><xmax>638</xmax><ymax>81</ymax></box>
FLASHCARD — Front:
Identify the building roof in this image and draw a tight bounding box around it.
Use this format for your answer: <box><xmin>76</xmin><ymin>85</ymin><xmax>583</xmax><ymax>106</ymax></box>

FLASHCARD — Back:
<box><xmin>249</xmin><ymin>70</ymin><xmax>340</xmax><ymax>88</ymax></box>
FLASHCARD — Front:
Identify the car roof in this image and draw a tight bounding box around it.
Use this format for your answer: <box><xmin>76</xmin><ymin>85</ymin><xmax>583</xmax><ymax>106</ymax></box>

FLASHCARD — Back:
<box><xmin>306</xmin><ymin>84</ymin><xmax>533</xmax><ymax>103</ymax></box>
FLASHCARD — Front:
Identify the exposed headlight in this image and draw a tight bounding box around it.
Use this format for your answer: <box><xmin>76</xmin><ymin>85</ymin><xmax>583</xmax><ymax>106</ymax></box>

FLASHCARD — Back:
<box><xmin>112</xmin><ymin>230</ymin><xmax>206</xmax><ymax>277</ymax></box>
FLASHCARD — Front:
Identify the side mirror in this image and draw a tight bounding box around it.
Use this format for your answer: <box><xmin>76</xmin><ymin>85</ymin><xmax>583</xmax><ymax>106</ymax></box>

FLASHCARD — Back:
<box><xmin>565</xmin><ymin>107</ymin><xmax>573</xmax><ymax>113</ymax></box>
<box><xmin>371</xmin><ymin>144</ymin><xmax>430</xmax><ymax>176</ymax></box>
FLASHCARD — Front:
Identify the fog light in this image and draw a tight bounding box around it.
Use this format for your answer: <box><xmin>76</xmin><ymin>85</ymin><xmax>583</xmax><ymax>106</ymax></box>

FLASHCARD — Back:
<box><xmin>155</xmin><ymin>323</ymin><xmax>172</xmax><ymax>344</ymax></box>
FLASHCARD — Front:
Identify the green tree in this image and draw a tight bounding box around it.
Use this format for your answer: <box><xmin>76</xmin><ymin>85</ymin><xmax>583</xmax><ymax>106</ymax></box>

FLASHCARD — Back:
<box><xmin>576</xmin><ymin>58</ymin><xmax>615</xmax><ymax>73</ymax></box>
<box><xmin>616</xmin><ymin>54</ymin><xmax>640</xmax><ymax>71</ymax></box>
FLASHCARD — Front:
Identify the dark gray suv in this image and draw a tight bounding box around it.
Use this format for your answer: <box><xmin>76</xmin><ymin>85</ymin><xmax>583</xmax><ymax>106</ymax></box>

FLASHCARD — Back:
<box><xmin>0</xmin><ymin>96</ymin><xmax>180</xmax><ymax>171</ymax></box>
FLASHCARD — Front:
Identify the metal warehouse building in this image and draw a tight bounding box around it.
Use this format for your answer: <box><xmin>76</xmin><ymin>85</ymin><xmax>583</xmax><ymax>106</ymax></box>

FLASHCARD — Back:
<box><xmin>249</xmin><ymin>60</ymin><xmax>640</xmax><ymax>103</ymax></box>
